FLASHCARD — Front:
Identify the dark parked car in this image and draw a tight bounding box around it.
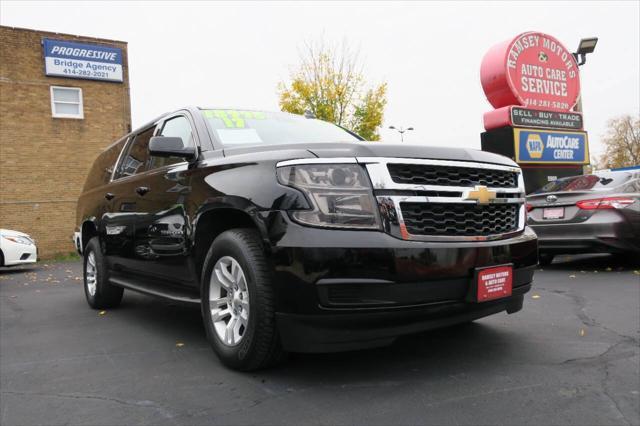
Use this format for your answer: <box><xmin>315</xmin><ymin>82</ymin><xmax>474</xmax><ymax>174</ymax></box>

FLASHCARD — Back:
<box><xmin>75</xmin><ymin>107</ymin><xmax>537</xmax><ymax>370</ymax></box>
<box><xmin>526</xmin><ymin>170</ymin><xmax>640</xmax><ymax>265</ymax></box>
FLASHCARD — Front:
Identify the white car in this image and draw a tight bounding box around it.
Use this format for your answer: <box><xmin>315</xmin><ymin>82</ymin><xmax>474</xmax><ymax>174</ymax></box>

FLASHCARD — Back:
<box><xmin>0</xmin><ymin>229</ymin><xmax>38</xmax><ymax>267</ymax></box>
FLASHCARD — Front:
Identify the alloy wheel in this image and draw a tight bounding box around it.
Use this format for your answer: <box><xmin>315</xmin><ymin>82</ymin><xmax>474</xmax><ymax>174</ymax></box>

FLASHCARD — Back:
<box><xmin>85</xmin><ymin>251</ymin><xmax>97</xmax><ymax>297</ymax></box>
<box><xmin>209</xmin><ymin>256</ymin><xmax>250</xmax><ymax>346</ymax></box>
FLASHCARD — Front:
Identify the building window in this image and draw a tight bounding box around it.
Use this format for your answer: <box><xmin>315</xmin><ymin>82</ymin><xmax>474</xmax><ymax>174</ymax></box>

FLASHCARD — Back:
<box><xmin>50</xmin><ymin>86</ymin><xmax>83</xmax><ymax>119</ymax></box>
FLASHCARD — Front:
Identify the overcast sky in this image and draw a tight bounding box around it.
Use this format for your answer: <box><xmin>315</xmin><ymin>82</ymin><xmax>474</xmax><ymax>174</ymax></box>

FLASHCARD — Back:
<box><xmin>2</xmin><ymin>1</ymin><xmax>639</xmax><ymax>158</ymax></box>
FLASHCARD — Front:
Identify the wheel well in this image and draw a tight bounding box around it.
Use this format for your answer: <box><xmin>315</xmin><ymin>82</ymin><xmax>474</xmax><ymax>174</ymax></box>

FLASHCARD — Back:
<box><xmin>193</xmin><ymin>208</ymin><xmax>260</xmax><ymax>280</ymax></box>
<box><xmin>81</xmin><ymin>221</ymin><xmax>98</xmax><ymax>251</ymax></box>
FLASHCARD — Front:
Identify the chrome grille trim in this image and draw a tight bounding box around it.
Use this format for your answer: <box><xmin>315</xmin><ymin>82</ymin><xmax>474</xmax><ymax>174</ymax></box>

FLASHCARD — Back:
<box><xmin>360</xmin><ymin>157</ymin><xmax>523</xmax><ymax>193</ymax></box>
<box><xmin>360</xmin><ymin>157</ymin><xmax>526</xmax><ymax>242</ymax></box>
<box><xmin>387</xmin><ymin>163</ymin><xmax>518</xmax><ymax>188</ymax></box>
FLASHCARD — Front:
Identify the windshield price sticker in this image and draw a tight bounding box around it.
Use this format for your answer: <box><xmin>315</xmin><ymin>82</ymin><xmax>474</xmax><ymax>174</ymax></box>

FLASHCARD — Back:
<box><xmin>43</xmin><ymin>38</ymin><xmax>123</xmax><ymax>82</ymax></box>
<box><xmin>514</xmin><ymin>128</ymin><xmax>589</xmax><ymax>164</ymax></box>
<box><xmin>511</xmin><ymin>107</ymin><xmax>583</xmax><ymax>130</ymax></box>
<box><xmin>203</xmin><ymin>110</ymin><xmax>266</xmax><ymax>128</ymax></box>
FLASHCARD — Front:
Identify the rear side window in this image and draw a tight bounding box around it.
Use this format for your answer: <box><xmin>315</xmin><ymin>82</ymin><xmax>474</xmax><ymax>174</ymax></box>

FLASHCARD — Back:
<box><xmin>149</xmin><ymin>116</ymin><xmax>194</xmax><ymax>169</ymax></box>
<box><xmin>82</xmin><ymin>138</ymin><xmax>128</xmax><ymax>191</ymax></box>
<box><xmin>115</xmin><ymin>127</ymin><xmax>155</xmax><ymax>178</ymax></box>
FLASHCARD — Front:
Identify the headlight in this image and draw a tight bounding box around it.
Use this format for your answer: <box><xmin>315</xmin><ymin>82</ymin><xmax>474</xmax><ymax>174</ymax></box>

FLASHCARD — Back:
<box><xmin>2</xmin><ymin>235</ymin><xmax>33</xmax><ymax>245</ymax></box>
<box><xmin>277</xmin><ymin>163</ymin><xmax>380</xmax><ymax>229</ymax></box>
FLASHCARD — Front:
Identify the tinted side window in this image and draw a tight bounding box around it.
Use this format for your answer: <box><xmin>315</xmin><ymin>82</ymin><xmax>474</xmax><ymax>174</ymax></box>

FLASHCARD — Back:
<box><xmin>149</xmin><ymin>116</ymin><xmax>194</xmax><ymax>169</ymax></box>
<box><xmin>82</xmin><ymin>138</ymin><xmax>128</xmax><ymax>191</ymax></box>
<box><xmin>116</xmin><ymin>127</ymin><xmax>155</xmax><ymax>178</ymax></box>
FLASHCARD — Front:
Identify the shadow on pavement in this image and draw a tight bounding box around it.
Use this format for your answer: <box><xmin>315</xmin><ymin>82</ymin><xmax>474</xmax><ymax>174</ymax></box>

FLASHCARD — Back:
<box><xmin>116</xmin><ymin>291</ymin><xmax>525</xmax><ymax>381</ymax></box>
<box><xmin>277</xmin><ymin>322</ymin><xmax>520</xmax><ymax>382</ymax></box>
<box><xmin>0</xmin><ymin>266</ymin><xmax>41</xmax><ymax>275</ymax></box>
<box><xmin>544</xmin><ymin>253</ymin><xmax>639</xmax><ymax>271</ymax></box>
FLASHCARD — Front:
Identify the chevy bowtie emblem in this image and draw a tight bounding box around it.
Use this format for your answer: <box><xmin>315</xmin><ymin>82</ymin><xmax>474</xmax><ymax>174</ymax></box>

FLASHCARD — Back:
<box><xmin>464</xmin><ymin>185</ymin><xmax>497</xmax><ymax>204</ymax></box>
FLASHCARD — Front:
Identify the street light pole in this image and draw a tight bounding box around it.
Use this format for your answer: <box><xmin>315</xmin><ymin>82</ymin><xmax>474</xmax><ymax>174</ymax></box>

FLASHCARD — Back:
<box><xmin>571</xmin><ymin>37</ymin><xmax>598</xmax><ymax>171</ymax></box>
<box><xmin>388</xmin><ymin>125</ymin><xmax>414</xmax><ymax>142</ymax></box>
<box><xmin>572</xmin><ymin>37</ymin><xmax>598</xmax><ymax>113</ymax></box>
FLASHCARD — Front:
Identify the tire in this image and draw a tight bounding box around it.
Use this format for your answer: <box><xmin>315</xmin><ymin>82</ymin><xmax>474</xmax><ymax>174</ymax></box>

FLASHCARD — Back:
<box><xmin>83</xmin><ymin>237</ymin><xmax>123</xmax><ymax>309</ymax></box>
<box><xmin>620</xmin><ymin>251</ymin><xmax>640</xmax><ymax>267</ymax></box>
<box><xmin>0</xmin><ymin>250</ymin><xmax>4</xmax><ymax>267</ymax></box>
<box><xmin>201</xmin><ymin>228</ymin><xmax>284</xmax><ymax>371</ymax></box>
<box><xmin>538</xmin><ymin>253</ymin><xmax>554</xmax><ymax>267</ymax></box>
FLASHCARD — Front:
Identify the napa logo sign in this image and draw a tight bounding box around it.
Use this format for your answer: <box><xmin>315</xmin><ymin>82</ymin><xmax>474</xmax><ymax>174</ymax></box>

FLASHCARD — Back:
<box><xmin>514</xmin><ymin>128</ymin><xmax>589</xmax><ymax>164</ymax></box>
<box><xmin>43</xmin><ymin>39</ymin><xmax>123</xmax><ymax>82</ymax></box>
<box><xmin>525</xmin><ymin>133</ymin><xmax>544</xmax><ymax>158</ymax></box>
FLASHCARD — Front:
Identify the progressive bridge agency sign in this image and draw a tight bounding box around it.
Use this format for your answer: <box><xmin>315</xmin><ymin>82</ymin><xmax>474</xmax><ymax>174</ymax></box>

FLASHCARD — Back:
<box><xmin>514</xmin><ymin>128</ymin><xmax>589</xmax><ymax>164</ymax></box>
<box><xmin>43</xmin><ymin>39</ymin><xmax>123</xmax><ymax>82</ymax></box>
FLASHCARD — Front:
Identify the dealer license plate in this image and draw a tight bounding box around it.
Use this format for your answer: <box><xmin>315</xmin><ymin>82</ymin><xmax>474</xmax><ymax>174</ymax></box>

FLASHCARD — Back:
<box><xmin>477</xmin><ymin>265</ymin><xmax>513</xmax><ymax>302</ymax></box>
<box><xmin>543</xmin><ymin>207</ymin><xmax>564</xmax><ymax>219</ymax></box>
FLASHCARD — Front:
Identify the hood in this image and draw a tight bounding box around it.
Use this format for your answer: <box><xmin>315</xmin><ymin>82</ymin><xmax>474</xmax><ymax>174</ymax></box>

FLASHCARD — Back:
<box><xmin>307</xmin><ymin>142</ymin><xmax>517</xmax><ymax>167</ymax></box>
<box><xmin>223</xmin><ymin>142</ymin><xmax>517</xmax><ymax>167</ymax></box>
<box><xmin>0</xmin><ymin>229</ymin><xmax>32</xmax><ymax>238</ymax></box>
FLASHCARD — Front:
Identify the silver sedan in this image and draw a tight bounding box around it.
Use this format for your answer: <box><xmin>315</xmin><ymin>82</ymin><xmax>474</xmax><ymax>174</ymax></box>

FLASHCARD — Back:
<box><xmin>526</xmin><ymin>169</ymin><xmax>640</xmax><ymax>265</ymax></box>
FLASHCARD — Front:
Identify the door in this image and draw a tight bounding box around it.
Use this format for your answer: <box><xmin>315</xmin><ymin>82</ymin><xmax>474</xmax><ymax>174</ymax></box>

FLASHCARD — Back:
<box><xmin>131</xmin><ymin>114</ymin><xmax>198</xmax><ymax>286</ymax></box>
<box><xmin>102</xmin><ymin>125</ymin><xmax>157</xmax><ymax>273</ymax></box>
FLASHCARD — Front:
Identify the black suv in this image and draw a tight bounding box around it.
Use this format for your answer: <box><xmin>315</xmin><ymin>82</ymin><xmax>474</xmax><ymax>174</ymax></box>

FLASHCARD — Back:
<box><xmin>75</xmin><ymin>107</ymin><xmax>537</xmax><ymax>370</ymax></box>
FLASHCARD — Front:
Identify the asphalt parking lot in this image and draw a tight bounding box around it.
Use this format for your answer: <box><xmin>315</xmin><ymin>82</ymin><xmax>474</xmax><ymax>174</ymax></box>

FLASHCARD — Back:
<box><xmin>1</xmin><ymin>255</ymin><xmax>639</xmax><ymax>426</ymax></box>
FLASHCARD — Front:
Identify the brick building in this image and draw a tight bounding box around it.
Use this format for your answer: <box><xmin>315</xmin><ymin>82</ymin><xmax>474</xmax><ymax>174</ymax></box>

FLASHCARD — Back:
<box><xmin>0</xmin><ymin>26</ymin><xmax>131</xmax><ymax>258</ymax></box>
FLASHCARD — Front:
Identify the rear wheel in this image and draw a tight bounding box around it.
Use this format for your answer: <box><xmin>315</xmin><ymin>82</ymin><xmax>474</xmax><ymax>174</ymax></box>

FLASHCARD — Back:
<box><xmin>201</xmin><ymin>229</ymin><xmax>284</xmax><ymax>371</ymax></box>
<box><xmin>83</xmin><ymin>237</ymin><xmax>123</xmax><ymax>309</ymax></box>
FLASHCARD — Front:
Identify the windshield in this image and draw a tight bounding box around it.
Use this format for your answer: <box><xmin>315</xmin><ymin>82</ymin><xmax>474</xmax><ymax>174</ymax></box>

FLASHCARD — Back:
<box><xmin>531</xmin><ymin>172</ymin><xmax>632</xmax><ymax>194</ymax></box>
<box><xmin>201</xmin><ymin>109</ymin><xmax>362</xmax><ymax>147</ymax></box>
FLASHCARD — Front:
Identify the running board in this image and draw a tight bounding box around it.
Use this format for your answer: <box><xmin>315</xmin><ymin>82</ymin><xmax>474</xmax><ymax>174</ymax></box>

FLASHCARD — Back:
<box><xmin>109</xmin><ymin>276</ymin><xmax>201</xmax><ymax>305</ymax></box>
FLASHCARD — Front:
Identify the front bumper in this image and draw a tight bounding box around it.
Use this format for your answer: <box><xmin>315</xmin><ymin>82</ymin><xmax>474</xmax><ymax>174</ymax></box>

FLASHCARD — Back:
<box><xmin>2</xmin><ymin>242</ymin><xmax>38</xmax><ymax>266</ymax></box>
<box><xmin>276</xmin><ymin>290</ymin><xmax>528</xmax><ymax>352</ymax></box>
<box><xmin>267</xmin><ymin>216</ymin><xmax>538</xmax><ymax>352</ymax></box>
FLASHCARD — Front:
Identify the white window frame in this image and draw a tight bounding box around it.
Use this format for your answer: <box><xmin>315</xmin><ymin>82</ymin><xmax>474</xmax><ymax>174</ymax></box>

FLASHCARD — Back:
<box><xmin>50</xmin><ymin>86</ymin><xmax>84</xmax><ymax>119</ymax></box>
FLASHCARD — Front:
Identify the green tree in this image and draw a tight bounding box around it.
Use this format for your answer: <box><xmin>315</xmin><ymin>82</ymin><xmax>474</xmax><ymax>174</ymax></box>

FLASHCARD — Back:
<box><xmin>597</xmin><ymin>115</ymin><xmax>640</xmax><ymax>169</ymax></box>
<box><xmin>278</xmin><ymin>40</ymin><xmax>387</xmax><ymax>141</ymax></box>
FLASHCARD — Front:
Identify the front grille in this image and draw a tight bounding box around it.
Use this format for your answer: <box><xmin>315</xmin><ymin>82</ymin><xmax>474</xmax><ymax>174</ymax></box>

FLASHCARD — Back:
<box><xmin>401</xmin><ymin>202</ymin><xmax>519</xmax><ymax>236</ymax></box>
<box><xmin>388</xmin><ymin>164</ymin><xmax>518</xmax><ymax>188</ymax></box>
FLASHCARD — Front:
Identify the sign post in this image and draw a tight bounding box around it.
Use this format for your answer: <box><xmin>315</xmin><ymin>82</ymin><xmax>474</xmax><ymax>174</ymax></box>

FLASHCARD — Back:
<box><xmin>479</xmin><ymin>32</ymin><xmax>589</xmax><ymax>193</ymax></box>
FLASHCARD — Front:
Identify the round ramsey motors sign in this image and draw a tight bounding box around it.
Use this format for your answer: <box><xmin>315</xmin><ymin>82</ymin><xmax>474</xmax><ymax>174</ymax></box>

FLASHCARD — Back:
<box><xmin>481</xmin><ymin>32</ymin><xmax>580</xmax><ymax>112</ymax></box>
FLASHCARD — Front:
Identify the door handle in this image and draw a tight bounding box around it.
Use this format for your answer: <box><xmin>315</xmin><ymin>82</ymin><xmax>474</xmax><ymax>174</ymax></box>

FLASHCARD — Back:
<box><xmin>104</xmin><ymin>192</ymin><xmax>115</xmax><ymax>201</ymax></box>
<box><xmin>135</xmin><ymin>186</ymin><xmax>150</xmax><ymax>196</ymax></box>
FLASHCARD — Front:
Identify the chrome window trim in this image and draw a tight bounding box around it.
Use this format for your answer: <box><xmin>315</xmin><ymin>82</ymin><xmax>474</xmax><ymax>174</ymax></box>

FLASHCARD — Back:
<box><xmin>110</xmin><ymin>135</ymin><xmax>132</xmax><ymax>182</ymax></box>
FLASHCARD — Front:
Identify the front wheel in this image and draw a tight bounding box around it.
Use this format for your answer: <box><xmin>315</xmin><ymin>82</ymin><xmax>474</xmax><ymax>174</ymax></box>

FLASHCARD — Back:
<box><xmin>201</xmin><ymin>229</ymin><xmax>284</xmax><ymax>371</ymax></box>
<box><xmin>83</xmin><ymin>237</ymin><xmax>123</xmax><ymax>309</ymax></box>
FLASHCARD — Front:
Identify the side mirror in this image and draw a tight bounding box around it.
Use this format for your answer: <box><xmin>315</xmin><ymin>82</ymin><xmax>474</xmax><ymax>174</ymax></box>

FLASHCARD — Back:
<box><xmin>149</xmin><ymin>136</ymin><xmax>197</xmax><ymax>161</ymax></box>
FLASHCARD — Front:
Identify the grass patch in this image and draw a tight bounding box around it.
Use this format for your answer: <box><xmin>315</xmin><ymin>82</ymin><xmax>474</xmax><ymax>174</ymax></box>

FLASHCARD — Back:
<box><xmin>47</xmin><ymin>251</ymin><xmax>81</xmax><ymax>262</ymax></box>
